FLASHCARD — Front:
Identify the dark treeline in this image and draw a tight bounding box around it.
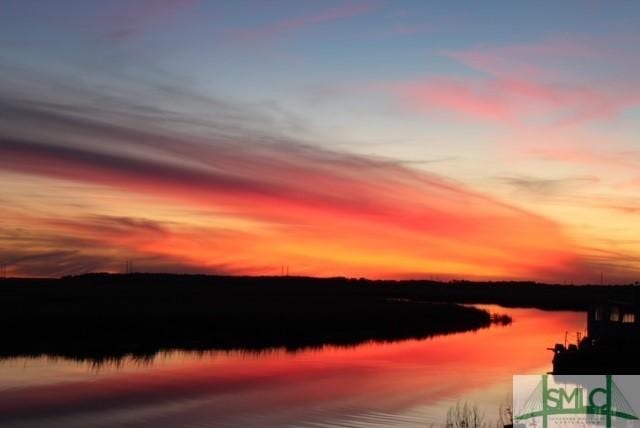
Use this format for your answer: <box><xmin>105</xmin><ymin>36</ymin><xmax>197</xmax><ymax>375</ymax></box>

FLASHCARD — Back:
<box><xmin>2</xmin><ymin>273</ymin><xmax>634</xmax><ymax>362</ymax></box>
<box><xmin>387</xmin><ymin>279</ymin><xmax>637</xmax><ymax>310</ymax></box>
<box><xmin>0</xmin><ymin>274</ymin><xmax>514</xmax><ymax>362</ymax></box>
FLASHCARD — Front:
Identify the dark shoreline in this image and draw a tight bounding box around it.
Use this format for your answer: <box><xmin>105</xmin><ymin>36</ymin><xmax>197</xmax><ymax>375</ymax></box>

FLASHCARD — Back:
<box><xmin>4</xmin><ymin>272</ymin><xmax>633</xmax><ymax>362</ymax></box>
<box><xmin>3</xmin><ymin>272</ymin><xmax>634</xmax><ymax>308</ymax></box>
<box><xmin>0</xmin><ymin>273</ymin><xmax>517</xmax><ymax>362</ymax></box>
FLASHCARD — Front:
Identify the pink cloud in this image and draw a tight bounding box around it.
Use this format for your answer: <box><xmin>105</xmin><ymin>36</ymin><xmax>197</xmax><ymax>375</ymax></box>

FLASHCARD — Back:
<box><xmin>442</xmin><ymin>36</ymin><xmax>600</xmax><ymax>79</ymax></box>
<box><xmin>390</xmin><ymin>77</ymin><xmax>514</xmax><ymax>123</ymax></box>
<box><xmin>525</xmin><ymin>144</ymin><xmax>640</xmax><ymax>170</ymax></box>
<box><xmin>102</xmin><ymin>0</ymin><xmax>201</xmax><ymax>40</ymax></box>
<box><xmin>388</xmin><ymin>76</ymin><xmax>635</xmax><ymax>127</ymax></box>
<box><xmin>384</xmin><ymin>35</ymin><xmax>640</xmax><ymax>128</ymax></box>
<box><xmin>387</xmin><ymin>74</ymin><xmax>639</xmax><ymax>129</ymax></box>
<box><xmin>224</xmin><ymin>1</ymin><xmax>381</xmax><ymax>42</ymax></box>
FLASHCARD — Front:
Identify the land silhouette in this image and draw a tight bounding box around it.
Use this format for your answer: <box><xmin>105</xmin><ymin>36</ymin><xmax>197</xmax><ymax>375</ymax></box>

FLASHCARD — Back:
<box><xmin>2</xmin><ymin>273</ymin><xmax>635</xmax><ymax>362</ymax></box>
<box><xmin>0</xmin><ymin>273</ymin><xmax>518</xmax><ymax>362</ymax></box>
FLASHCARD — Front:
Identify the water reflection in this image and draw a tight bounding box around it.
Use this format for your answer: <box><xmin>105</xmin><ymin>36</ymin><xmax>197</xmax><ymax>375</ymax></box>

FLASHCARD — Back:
<box><xmin>0</xmin><ymin>306</ymin><xmax>585</xmax><ymax>428</ymax></box>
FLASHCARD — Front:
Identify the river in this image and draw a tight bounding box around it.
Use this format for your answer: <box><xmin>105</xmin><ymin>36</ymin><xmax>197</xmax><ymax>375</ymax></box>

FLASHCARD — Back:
<box><xmin>0</xmin><ymin>306</ymin><xmax>586</xmax><ymax>428</ymax></box>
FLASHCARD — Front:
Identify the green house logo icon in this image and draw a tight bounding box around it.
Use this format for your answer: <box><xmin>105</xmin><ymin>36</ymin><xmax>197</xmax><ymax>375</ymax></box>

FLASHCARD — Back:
<box><xmin>515</xmin><ymin>375</ymin><xmax>638</xmax><ymax>428</ymax></box>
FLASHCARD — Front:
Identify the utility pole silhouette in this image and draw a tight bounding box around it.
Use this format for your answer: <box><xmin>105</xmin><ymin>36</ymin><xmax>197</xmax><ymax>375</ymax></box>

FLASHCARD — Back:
<box><xmin>0</xmin><ymin>263</ymin><xmax>6</xmax><ymax>279</ymax></box>
<box><xmin>125</xmin><ymin>260</ymin><xmax>133</xmax><ymax>274</ymax></box>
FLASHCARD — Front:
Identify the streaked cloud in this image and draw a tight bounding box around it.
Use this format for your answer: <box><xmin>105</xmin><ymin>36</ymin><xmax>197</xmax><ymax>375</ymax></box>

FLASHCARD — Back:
<box><xmin>2</xmin><ymin>3</ymin><xmax>640</xmax><ymax>283</ymax></box>
<box><xmin>384</xmin><ymin>35</ymin><xmax>640</xmax><ymax>128</ymax></box>
<box><xmin>224</xmin><ymin>1</ymin><xmax>381</xmax><ymax>42</ymax></box>
<box><xmin>0</xmin><ymin>73</ymin><xmax>583</xmax><ymax>281</ymax></box>
<box><xmin>496</xmin><ymin>175</ymin><xmax>600</xmax><ymax>198</ymax></box>
<box><xmin>100</xmin><ymin>0</ymin><xmax>201</xmax><ymax>40</ymax></box>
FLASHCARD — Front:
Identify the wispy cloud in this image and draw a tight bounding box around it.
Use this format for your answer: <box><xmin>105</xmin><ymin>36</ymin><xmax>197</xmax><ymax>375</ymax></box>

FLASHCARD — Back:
<box><xmin>224</xmin><ymin>1</ymin><xmax>381</xmax><ymax>42</ymax></box>
<box><xmin>100</xmin><ymin>0</ymin><xmax>201</xmax><ymax>40</ymax></box>
<box><xmin>442</xmin><ymin>36</ymin><xmax>601</xmax><ymax>78</ymax></box>
<box><xmin>0</xmin><ymin>72</ymin><xmax>584</xmax><ymax>281</ymax></box>
<box><xmin>384</xmin><ymin>35</ymin><xmax>640</xmax><ymax>128</ymax></box>
<box><xmin>524</xmin><ymin>142</ymin><xmax>640</xmax><ymax>170</ymax></box>
<box><xmin>387</xmin><ymin>75</ymin><xmax>639</xmax><ymax>129</ymax></box>
<box><xmin>496</xmin><ymin>175</ymin><xmax>600</xmax><ymax>198</ymax></box>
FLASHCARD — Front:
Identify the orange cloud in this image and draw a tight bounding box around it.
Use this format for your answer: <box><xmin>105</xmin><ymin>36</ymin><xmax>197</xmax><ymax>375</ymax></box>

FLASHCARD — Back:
<box><xmin>0</xmin><ymin>74</ymin><xmax>606</xmax><ymax>281</ymax></box>
<box><xmin>0</xmin><ymin>129</ymin><xmax>581</xmax><ymax>280</ymax></box>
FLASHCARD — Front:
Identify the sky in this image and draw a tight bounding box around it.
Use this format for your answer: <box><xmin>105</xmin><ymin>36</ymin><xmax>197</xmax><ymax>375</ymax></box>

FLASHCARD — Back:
<box><xmin>1</xmin><ymin>0</ymin><xmax>639</xmax><ymax>283</ymax></box>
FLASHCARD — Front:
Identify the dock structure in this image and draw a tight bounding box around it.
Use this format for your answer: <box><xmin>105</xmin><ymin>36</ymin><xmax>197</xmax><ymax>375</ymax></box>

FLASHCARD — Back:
<box><xmin>552</xmin><ymin>285</ymin><xmax>640</xmax><ymax>373</ymax></box>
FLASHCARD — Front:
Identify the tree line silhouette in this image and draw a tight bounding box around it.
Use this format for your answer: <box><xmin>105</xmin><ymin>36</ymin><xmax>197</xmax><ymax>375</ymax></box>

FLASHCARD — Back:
<box><xmin>0</xmin><ymin>273</ymin><xmax>517</xmax><ymax>362</ymax></box>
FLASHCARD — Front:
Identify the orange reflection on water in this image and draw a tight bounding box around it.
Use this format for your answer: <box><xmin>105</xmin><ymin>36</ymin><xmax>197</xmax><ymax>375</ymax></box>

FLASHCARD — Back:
<box><xmin>0</xmin><ymin>307</ymin><xmax>585</xmax><ymax>428</ymax></box>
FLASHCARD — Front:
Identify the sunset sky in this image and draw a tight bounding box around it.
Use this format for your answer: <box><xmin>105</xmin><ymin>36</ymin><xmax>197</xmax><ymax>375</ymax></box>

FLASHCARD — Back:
<box><xmin>1</xmin><ymin>0</ymin><xmax>639</xmax><ymax>282</ymax></box>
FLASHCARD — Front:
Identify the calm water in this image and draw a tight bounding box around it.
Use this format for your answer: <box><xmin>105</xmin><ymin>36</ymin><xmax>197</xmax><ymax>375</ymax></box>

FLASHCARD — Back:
<box><xmin>0</xmin><ymin>306</ymin><xmax>585</xmax><ymax>428</ymax></box>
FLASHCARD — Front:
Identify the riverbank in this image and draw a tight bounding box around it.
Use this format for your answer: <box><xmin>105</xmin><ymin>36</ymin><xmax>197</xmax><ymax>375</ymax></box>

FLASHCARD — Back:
<box><xmin>0</xmin><ymin>274</ymin><xmax>511</xmax><ymax>361</ymax></box>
